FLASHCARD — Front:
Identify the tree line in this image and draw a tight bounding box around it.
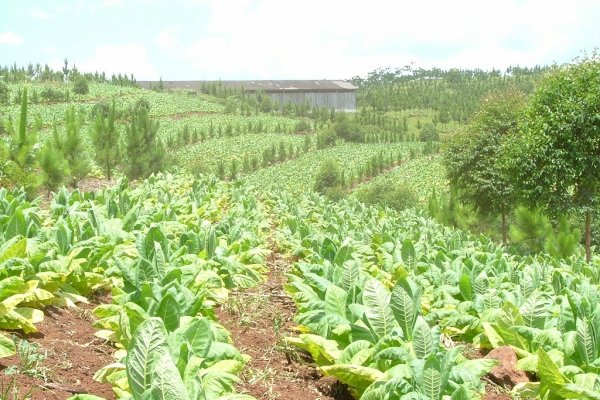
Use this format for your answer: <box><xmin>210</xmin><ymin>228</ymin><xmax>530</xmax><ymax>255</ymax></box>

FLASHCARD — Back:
<box><xmin>440</xmin><ymin>55</ymin><xmax>600</xmax><ymax>262</ymax></box>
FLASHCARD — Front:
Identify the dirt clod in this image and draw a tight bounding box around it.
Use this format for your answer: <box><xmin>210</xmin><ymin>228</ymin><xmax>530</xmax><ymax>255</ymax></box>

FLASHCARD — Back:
<box><xmin>485</xmin><ymin>346</ymin><xmax>529</xmax><ymax>388</ymax></box>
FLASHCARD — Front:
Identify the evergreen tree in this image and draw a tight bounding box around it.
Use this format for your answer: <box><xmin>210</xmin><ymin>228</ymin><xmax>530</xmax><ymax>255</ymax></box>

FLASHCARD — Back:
<box><xmin>39</xmin><ymin>139</ymin><xmax>69</xmax><ymax>191</ymax></box>
<box><xmin>124</xmin><ymin>106</ymin><xmax>164</xmax><ymax>179</ymax></box>
<box><xmin>91</xmin><ymin>99</ymin><xmax>120</xmax><ymax>180</ymax></box>
<box><xmin>54</xmin><ymin>106</ymin><xmax>89</xmax><ymax>185</ymax></box>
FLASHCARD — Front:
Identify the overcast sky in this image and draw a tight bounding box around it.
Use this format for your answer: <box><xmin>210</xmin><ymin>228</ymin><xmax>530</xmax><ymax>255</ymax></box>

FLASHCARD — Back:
<box><xmin>1</xmin><ymin>0</ymin><xmax>599</xmax><ymax>80</ymax></box>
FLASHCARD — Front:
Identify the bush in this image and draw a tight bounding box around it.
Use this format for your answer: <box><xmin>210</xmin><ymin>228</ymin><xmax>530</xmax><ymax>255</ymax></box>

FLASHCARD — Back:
<box><xmin>333</xmin><ymin>114</ymin><xmax>364</xmax><ymax>142</ymax></box>
<box><xmin>316</xmin><ymin>128</ymin><xmax>337</xmax><ymax>149</ymax></box>
<box><xmin>73</xmin><ymin>77</ymin><xmax>89</xmax><ymax>95</ymax></box>
<box><xmin>295</xmin><ymin>120</ymin><xmax>312</xmax><ymax>133</ymax></box>
<box><xmin>356</xmin><ymin>179</ymin><xmax>417</xmax><ymax>211</ymax></box>
<box><xmin>40</xmin><ymin>87</ymin><xmax>67</xmax><ymax>102</ymax></box>
<box><xmin>314</xmin><ymin>158</ymin><xmax>342</xmax><ymax>194</ymax></box>
<box><xmin>420</xmin><ymin>122</ymin><xmax>439</xmax><ymax>141</ymax></box>
<box><xmin>509</xmin><ymin>206</ymin><xmax>552</xmax><ymax>254</ymax></box>
<box><xmin>0</xmin><ymin>81</ymin><xmax>9</xmax><ymax>105</ymax></box>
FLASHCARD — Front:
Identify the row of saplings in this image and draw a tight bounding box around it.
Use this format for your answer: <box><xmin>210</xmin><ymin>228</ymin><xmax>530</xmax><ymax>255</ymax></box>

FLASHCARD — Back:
<box><xmin>312</xmin><ymin>145</ymin><xmax>435</xmax><ymax>202</ymax></box>
<box><xmin>0</xmin><ymin>89</ymin><xmax>165</xmax><ymax>194</ymax></box>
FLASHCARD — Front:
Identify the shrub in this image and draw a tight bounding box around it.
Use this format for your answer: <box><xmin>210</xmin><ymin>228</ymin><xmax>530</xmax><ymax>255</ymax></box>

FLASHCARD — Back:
<box><xmin>40</xmin><ymin>87</ymin><xmax>67</xmax><ymax>102</ymax></box>
<box><xmin>72</xmin><ymin>77</ymin><xmax>89</xmax><ymax>95</ymax></box>
<box><xmin>356</xmin><ymin>180</ymin><xmax>417</xmax><ymax>211</ymax></box>
<box><xmin>509</xmin><ymin>206</ymin><xmax>552</xmax><ymax>254</ymax></box>
<box><xmin>294</xmin><ymin>120</ymin><xmax>312</xmax><ymax>133</ymax></box>
<box><xmin>314</xmin><ymin>158</ymin><xmax>342</xmax><ymax>194</ymax></box>
<box><xmin>0</xmin><ymin>81</ymin><xmax>9</xmax><ymax>105</ymax></box>
<box><xmin>420</xmin><ymin>122</ymin><xmax>439</xmax><ymax>141</ymax></box>
<box><xmin>316</xmin><ymin>128</ymin><xmax>337</xmax><ymax>149</ymax></box>
<box><xmin>333</xmin><ymin>114</ymin><xmax>364</xmax><ymax>142</ymax></box>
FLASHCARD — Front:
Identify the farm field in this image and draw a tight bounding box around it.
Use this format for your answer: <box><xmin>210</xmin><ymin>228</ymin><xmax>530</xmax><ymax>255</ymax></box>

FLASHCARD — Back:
<box><xmin>1</xmin><ymin>55</ymin><xmax>600</xmax><ymax>400</ymax></box>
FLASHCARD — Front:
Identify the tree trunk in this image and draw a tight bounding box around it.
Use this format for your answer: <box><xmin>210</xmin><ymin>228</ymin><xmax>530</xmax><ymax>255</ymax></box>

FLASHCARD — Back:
<box><xmin>585</xmin><ymin>210</ymin><xmax>592</xmax><ymax>263</ymax></box>
<box><xmin>501</xmin><ymin>212</ymin><xmax>508</xmax><ymax>246</ymax></box>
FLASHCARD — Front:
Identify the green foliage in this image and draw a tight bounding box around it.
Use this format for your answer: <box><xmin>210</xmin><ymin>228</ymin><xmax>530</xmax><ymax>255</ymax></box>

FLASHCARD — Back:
<box><xmin>333</xmin><ymin>114</ymin><xmax>364</xmax><ymax>143</ymax></box>
<box><xmin>53</xmin><ymin>107</ymin><xmax>89</xmax><ymax>184</ymax></box>
<box><xmin>420</xmin><ymin>122</ymin><xmax>438</xmax><ymax>142</ymax></box>
<box><xmin>38</xmin><ymin>139</ymin><xmax>69</xmax><ymax>191</ymax></box>
<box><xmin>445</xmin><ymin>89</ymin><xmax>526</xmax><ymax>243</ymax></box>
<box><xmin>506</xmin><ymin>55</ymin><xmax>600</xmax><ymax>260</ymax></box>
<box><xmin>356</xmin><ymin>179</ymin><xmax>417</xmax><ymax>211</ymax></box>
<box><xmin>72</xmin><ymin>77</ymin><xmax>90</xmax><ymax>95</ymax></box>
<box><xmin>124</xmin><ymin>106</ymin><xmax>165</xmax><ymax>179</ymax></box>
<box><xmin>0</xmin><ymin>81</ymin><xmax>9</xmax><ymax>105</ymax></box>
<box><xmin>4</xmin><ymin>88</ymin><xmax>39</xmax><ymax>195</ymax></box>
<box><xmin>314</xmin><ymin>158</ymin><xmax>343</xmax><ymax>195</ymax></box>
<box><xmin>509</xmin><ymin>206</ymin><xmax>552</xmax><ymax>255</ymax></box>
<box><xmin>91</xmin><ymin>99</ymin><xmax>119</xmax><ymax>180</ymax></box>
<box><xmin>544</xmin><ymin>217</ymin><xmax>581</xmax><ymax>259</ymax></box>
<box><xmin>316</xmin><ymin>127</ymin><xmax>337</xmax><ymax>148</ymax></box>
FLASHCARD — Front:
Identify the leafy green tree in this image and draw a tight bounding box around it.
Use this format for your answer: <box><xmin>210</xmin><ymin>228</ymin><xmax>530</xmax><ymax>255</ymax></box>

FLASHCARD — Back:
<box><xmin>506</xmin><ymin>55</ymin><xmax>600</xmax><ymax>261</ymax></box>
<box><xmin>445</xmin><ymin>90</ymin><xmax>526</xmax><ymax>245</ymax></box>
<box><xmin>124</xmin><ymin>106</ymin><xmax>165</xmax><ymax>179</ymax></box>
<box><xmin>91</xmin><ymin>99</ymin><xmax>120</xmax><ymax>180</ymax></box>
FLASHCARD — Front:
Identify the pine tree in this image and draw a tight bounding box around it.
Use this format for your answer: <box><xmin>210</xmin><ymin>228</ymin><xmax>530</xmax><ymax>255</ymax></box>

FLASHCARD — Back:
<box><xmin>91</xmin><ymin>99</ymin><xmax>120</xmax><ymax>180</ymax></box>
<box><xmin>124</xmin><ymin>106</ymin><xmax>164</xmax><ymax>179</ymax></box>
<box><xmin>54</xmin><ymin>106</ymin><xmax>89</xmax><ymax>185</ymax></box>
<box><xmin>39</xmin><ymin>139</ymin><xmax>69</xmax><ymax>191</ymax></box>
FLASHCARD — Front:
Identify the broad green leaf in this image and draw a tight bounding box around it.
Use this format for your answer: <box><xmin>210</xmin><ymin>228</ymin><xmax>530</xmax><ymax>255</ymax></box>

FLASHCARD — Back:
<box><xmin>0</xmin><ymin>237</ymin><xmax>27</xmax><ymax>263</ymax></box>
<box><xmin>422</xmin><ymin>355</ymin><xmax>442</xmax><ymax>400</ymax></box>
<box><xmin>127</xmin><ymin>318</ymin><xmax>168</xmax><ymax>398</ymax></box>
<box><xmin>538</xmin><ymin>348</ymin><xmax>567</xmax><ymax>400</ymax></box>
<box><xmin>362</xmin><ymin>279</ymin><xmax>397</xmax><ymax>340</ymax></box>
<box><xmin>183</xmin><ymin>317</ymin><xmax>212</xmax><ymax>358</ymax></box>
<box><xmin>156</xmin><ymin>294</ymin><xmax>180</xmax><ymax>332</ymax></box>
<box><xmin>150</xmin><ymin>351</ymin><xmax>189</xmax><ymax>400</ymax></box>
<box><xmin>390</xmin><ymin>280</ymin><xmax>417</xmax><ymax>340</ymax></box>
<box><xmin>413</xmin><ymin>316</ymin><xmax>433</xmax><ymax>359</ymax></box>
<box><xmin>325</xmin><ymin>284</ymin><xmax>347</xmax><ymax>319</ymax></box>
<box><xmin>5</xmin><ymin>209</ymin><xmax>26</xmax><ymax>240</ymax></box>
<box><xmin>320</xmin><ymin>364</ymin><xmax>386</xmax><ymax>397</ymax></box>
<box><xmin>0</xmin><ymin>333</ymin><xmax>15</xmax><ymax>358</ymax></box>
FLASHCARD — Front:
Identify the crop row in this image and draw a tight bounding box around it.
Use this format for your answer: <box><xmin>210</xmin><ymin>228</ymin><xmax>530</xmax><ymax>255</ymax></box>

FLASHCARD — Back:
<box><xmin>272</xmin><ymin>191</ymin><xmax>600</xmax><ymax>399</ymax></box>
<box><xmin>0</xmin><ymin>174</ymin><xmax>273</xmax><ymax>399</ymax></box>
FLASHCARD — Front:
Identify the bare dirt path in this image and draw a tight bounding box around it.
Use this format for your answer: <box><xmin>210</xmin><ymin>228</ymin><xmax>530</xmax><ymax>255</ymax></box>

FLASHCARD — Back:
<box><xmin>0</xmin><ymin>293</ymin><xmax>115</xmax><ymax>400</ymax></box>
<box><xmin>215</xmin><ymin>238</ymin><xmax>352</xmax><ymax>400</ymax></box>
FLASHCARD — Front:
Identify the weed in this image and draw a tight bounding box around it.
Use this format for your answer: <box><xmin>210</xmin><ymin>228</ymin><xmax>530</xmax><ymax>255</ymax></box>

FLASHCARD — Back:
<box><xmin>0</xmin><ymin>374</ymin><xmax>34</xmax><ymax>400</ymax></box>
<box><xmin>4</xmin><ymin>340</ymin><xmax>49</xmax><ymax>381</ymax></box>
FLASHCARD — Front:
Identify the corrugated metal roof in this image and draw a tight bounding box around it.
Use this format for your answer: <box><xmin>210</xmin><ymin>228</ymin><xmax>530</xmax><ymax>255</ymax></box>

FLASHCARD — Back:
<box><xmin>137</xmin><ymin>80</ymin><xmax>357</xmax><ymax>92</ymax></box>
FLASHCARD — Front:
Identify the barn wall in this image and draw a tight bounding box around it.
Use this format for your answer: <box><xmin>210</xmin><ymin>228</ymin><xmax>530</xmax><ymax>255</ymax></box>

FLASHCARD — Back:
<box><xmin>267</xmin><ymin>91</ymin><xmax>356</xmax><ymax>111</ymax></box>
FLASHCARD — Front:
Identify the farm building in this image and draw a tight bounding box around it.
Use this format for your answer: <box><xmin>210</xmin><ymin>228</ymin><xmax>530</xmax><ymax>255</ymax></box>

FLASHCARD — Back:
<box><xmin>137</xmin><ymin>80</ymin><xmax>358</xmax><ymax>111</ymax></box>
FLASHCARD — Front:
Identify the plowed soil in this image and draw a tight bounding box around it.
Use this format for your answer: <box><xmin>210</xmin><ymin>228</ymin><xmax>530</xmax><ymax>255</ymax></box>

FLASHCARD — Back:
<box><xmin>0</xmin><ymin>293</ymin><xmax>115</xmax><ymax>400</ymax></box>
<box><xmin>216</xmin><ymin>244</ymin><xmax>352</xmax><ymax>400</ymax></box>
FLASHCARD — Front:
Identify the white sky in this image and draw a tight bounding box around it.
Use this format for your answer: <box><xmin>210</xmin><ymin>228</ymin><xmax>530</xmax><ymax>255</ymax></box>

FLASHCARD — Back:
<box><xmin>1</xmin><ymin>0</ymin><xmax>599</xmax><ymax>79</ymax></box>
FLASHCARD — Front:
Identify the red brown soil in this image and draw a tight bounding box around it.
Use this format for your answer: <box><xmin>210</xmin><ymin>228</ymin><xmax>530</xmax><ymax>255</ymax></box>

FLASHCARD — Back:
<box><xmin>0</xmin><ymin>293</ymin><xmax>116</xmax><ymax>400</ymax></box>
<box><xmin>485</xmin><ymin>346</ymin><xmax>530</xmax><ymax>389</ymax></box>
<box><xmin>215</xmin><ymin>246</ymin><xmax>352</xmax><ymax>400</ymax></box>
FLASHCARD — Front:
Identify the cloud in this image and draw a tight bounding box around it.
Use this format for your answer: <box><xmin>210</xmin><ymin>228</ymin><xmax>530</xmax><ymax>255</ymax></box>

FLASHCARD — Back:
<box><xmin>102</xmin><ymin>0</ymin><xmax>125</xmax><ymax>7</ymax></box>
<box><xmin>0</xmin><ymin>32</ymin><xmax>23</xmax><ymax>46</ymax></box>
<box><xmin>78</xmin><ymin>44</ymin><xmax>159</xmax><ymax>79</ymax></box>
<box><xmin>31</xmin><ymin>8</ymin><xmax>52</xmax><ymax>20</ymax></box>
<box><xmin>151</xmin><ymin>0</ymin><xmax>600</xmax><ymax>79</ymax></box>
